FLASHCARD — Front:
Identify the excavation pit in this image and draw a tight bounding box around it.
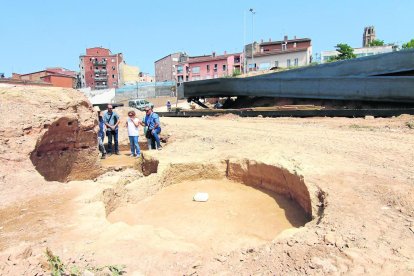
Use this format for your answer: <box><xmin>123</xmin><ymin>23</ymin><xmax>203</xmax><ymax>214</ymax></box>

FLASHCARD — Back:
<box><xmin>106</xmin><ymin>159</ymin><xmax>316</xmax><ymax>253</ymax></box>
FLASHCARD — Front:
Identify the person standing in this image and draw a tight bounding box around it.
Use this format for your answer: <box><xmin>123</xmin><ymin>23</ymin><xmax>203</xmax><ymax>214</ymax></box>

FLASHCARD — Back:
<box><xmin>126</xmin><ymin>111</ymin><xmax>141</xmax><ymax>157</ymax></box>
<box><xmin>94</xmin><ymin>106</ymin><xmax>107</xmax><ymax>159</ymax></box>
<box><xmin>166</xmin><ymin>100</ymin><xmax>172</xmax><ymax>112</ymax></box>
<box><xmin>103</xmin><ymin>104</ymin><xmax>120</xmax><ymax>155</ymax></box>
<box><xmin>98</xmin><ymin>110</ymin><xmax>107</xmax><ymax>159</ymax></box>
<box><xmin>143</xmin><ymin>106</ymin><xmax>162</xmax><ymax>150</ymax></box>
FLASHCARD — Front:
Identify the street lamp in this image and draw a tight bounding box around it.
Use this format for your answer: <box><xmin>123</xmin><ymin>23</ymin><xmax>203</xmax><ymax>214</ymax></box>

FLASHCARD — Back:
<box><xmin>249</xmin><ymin>8</ymin><xmax>256</xmax><ymax>72</ymax></box>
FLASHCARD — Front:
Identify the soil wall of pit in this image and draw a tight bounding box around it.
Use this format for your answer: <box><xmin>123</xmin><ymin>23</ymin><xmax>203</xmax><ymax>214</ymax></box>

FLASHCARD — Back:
<box><xmin>156</xmin><ymin>158</ymin><xmax>316</xmax><ymax>219</ymax></box>
<box><xmin>0</xmin><ymin>86</ymin><xmax>102</xmax><ymax>183</ymax></box>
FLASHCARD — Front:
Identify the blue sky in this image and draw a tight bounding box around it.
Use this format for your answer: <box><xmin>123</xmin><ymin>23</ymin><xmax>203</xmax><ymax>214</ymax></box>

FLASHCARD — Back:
<box><xmin>1</xmin><ymin>0</ymin><xmax>412</xmax><ymax>77</ymax></box>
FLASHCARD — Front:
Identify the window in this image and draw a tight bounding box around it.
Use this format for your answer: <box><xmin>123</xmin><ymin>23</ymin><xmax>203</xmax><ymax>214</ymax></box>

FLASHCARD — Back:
<box><xmin>82</xmin><ymin>75</ymin><xmax>84</xmax><ymax>79</ymax></box>
<box><xmin>282</xmin><ymin>43</ymin><xmax>287</xmax><ymax>51</ymax></box>
<box><xmin>112</xmin><ymin>66</ymin><xmax>115</xmax><ymax>70</ymax></box>
<box><xmin>90</xmin><ymin>66</ymin><xmax>92</xmax><ymax>70</ymax></box>
<box><xmin>294</xmin><ymin>58</ymin><xmax>299</xmax><ymax>66</ymax></box>
<box><xmin>207</xmin><ymin>65</ymin><xmax>210</xmax><ymax>72</ymax></box>
<box><xmin>214</xmin><ymin>64</ymin><xmax>218</xmax><ymax>72</ymax></box>
<box><xmin>112</xmin><ymin>74</ymin><xmax>115</xmax><ymax>78</ymax></box>
<box><xmin>177</xmin><ymin>66</ymin><xmax>183</xmax><ymax>74</ymax></box>
<box><xmin>95</xmin><ymin>67</ymin><xmax>98</xmax><ymax>70</ymax></box>
<box><xmin>111</xmin><ymin>58</ymin><xmax>115</xmax><ymax>62</ymax></box>
<box><xmin>274</xmin><ymin>61</ymin><xmax>279</xmax><ymax>67</ymax></box>
<box><xmin>287</xmin><ymin>59</ymin><xmax>291</xmax><ymax>67</ymax></box>
<box><xmin>223</xmin><ymin>65</ymin><xmax>227</xmax><ymax>71</ymax></box>
<box><xmin>192</xmin><ymin>66</ymin><xmax>200</xmax><ymax>74</ymax></box>
<box><xmin>259</xmin><ymin>63</ymin><xmax>270</xmax><ymax>70</ymax></box>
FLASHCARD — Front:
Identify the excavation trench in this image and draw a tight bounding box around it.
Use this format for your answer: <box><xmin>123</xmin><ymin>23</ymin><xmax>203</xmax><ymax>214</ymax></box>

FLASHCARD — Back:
<box><xmin>106</xmin><ymin>158</ymin><xmax>321</xmax><ymax>253</ymax></box>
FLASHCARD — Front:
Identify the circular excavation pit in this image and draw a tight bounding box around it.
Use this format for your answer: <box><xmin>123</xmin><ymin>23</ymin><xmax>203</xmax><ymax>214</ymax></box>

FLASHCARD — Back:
<box><xmin>106</xmin><ymin>159</ymin><xmax>316</xmax><ymax>253</ymax></box>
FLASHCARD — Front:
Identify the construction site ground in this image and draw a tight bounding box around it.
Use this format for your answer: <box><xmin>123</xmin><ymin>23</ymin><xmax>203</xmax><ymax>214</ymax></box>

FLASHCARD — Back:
<box><xmin>1</xmin><ymin>94</ymin><xmax>414</xmax><ymax>274</ymax></box>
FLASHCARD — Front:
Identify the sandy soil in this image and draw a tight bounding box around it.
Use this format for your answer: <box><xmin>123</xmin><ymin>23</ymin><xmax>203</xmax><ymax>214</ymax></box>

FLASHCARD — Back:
<box><xmin>1</xmin><ymin>104</ymin><xmax>414</xmax><ymax>274</ymax></box>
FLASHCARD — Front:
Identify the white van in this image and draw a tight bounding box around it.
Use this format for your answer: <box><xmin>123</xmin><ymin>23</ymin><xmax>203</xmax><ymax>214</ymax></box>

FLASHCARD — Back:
<box><xmin>128</xmin><ymin>99</ymin><xmax>152</xmax><ymax>111</ymax></box>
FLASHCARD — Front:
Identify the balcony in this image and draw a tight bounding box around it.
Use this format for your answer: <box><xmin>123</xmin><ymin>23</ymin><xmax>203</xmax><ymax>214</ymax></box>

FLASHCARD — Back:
<box><xmin>93</xmin><ymin>60</ymin><xmax>107</xmax><ymax>66</ymax></box>
<box><xmin>95</xmin><ymin>84</ymin><xmax>108</xmax><ymax>89</ymax></box>
<box><xmin>94</xmin><ymin>76</ymin><xmax>107</xmax><ymax>81</ymax></box>
<box><xmin>94</xmin><ymin>69</ymin><xmax>107</xmax><ymax>74</ymax></box>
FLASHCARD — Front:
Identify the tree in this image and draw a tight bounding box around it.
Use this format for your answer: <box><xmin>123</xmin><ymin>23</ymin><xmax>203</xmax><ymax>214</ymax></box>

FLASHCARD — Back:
<box><xmin>329</xmin><ymin>43</ymin><xmax>356</xmax><ymax>61</ymax></box>
<box><xmin>402</xmin><ymin>39</ymin><xmax>414</xmax><ymax>49</ymax></box>
<box><xmin>368</xmin><ymin>39</ymin><xmax>384</xmax><ymax>47</ymax></box>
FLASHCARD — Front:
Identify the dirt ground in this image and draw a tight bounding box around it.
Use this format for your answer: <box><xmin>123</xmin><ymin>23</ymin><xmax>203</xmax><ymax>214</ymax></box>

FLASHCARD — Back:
<box><xmin>1</xmin><ymin>96</ymin><xmax>414</xmax><ymax>274</ymax></box>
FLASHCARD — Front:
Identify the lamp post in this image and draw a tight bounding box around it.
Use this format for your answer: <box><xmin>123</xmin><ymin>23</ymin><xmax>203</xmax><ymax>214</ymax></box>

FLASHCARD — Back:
<box><xmin>249</xmin><ymin>8</ymin><xmax>256</xmax><ymax>72</ymax></box>
<box><xmin>243</xmin><ymin>11</ymin><xmax>246</xmax><ymax>74</ymax></box>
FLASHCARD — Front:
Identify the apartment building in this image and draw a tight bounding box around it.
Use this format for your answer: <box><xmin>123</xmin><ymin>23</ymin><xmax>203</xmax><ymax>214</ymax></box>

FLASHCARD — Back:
<box><xmin>79</xmin><ymin>47</ymin><xmax>123</xmax><ymax>90</ymax></box>
<box><xmin>176</xmin><ymin>52</ymin><xmax>242</xmax><ymax>83</ymax></box>
<box><xmin>154</xmin><ymin>52</ymin><xmax>188</xmax><ymax>82</ymax></box>
<box><xmin>245</xmin><ymin>36</ymin><xmax>312</xmax><ymax>71</ymax></box>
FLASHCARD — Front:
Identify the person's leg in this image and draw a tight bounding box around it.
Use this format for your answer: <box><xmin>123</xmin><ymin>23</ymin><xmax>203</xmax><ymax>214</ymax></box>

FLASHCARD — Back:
<box><xmin>114</xmin><ymin>129</ymin><xmax>119</xmax><ymax>154</ymax></box>
<box><xmin>129</xmin><ymin>136</ymin><xmax>134</xmax><ymax>156</ymax></box>
<box><xmin>107</xmin><ymin>131</ymin><xmax>113</xmax><ymax>154</ymax></box>
<box><xmin>98</xmin><ymin>137</ymin><xmax>106</xmax><ymax>156</ymax></box>
<box><xmin>133</xmin><ymin>136</ymin><xmax>140</xmax><ymax>156</ymax></box>
<box><xmin>147</xmin><ymin>137</ymin><xmax>152</xmax><ymax>150</ymax></box>
<box><xmin>152</xmin><ymin>128</ymin><xmax>162</xmax><ymax>149</ymax></box>
<box><xmin>151</xmin><ymin>138</ymin><xmax>156</xmax><ymax>150</ymax></box>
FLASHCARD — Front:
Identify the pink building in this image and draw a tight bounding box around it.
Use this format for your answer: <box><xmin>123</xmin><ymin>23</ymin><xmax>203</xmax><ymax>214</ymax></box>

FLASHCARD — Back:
<box><xmin>176</xmin><ymin>52</ymin><xmax>242</xmax><ymax>83</ymax></box>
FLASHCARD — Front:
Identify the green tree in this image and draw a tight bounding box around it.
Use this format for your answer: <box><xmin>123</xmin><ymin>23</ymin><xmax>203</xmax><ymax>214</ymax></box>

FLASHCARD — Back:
<box><xmin>329</xmin><ymin>43</ymin><xmax>356</xmax><ymax>61</ymax></box>
<box><xmin>402</xmin><ymin>39</ymin><xmax>414</xmax><ymax>49</ymax></box>
<box><xmin>368</xmin><ymin>39</ymin><xmax>384</xmax><ymax>46</ymax></box>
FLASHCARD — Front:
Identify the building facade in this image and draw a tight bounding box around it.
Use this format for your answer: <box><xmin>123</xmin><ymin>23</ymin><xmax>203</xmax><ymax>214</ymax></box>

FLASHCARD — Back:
<box><xmin>154</xmin><ymin>52</ymin><xmax>188</xmax><ymax>82</ymax></box>
<box><xmin>11</xmin><ymin>67</ymin><xmax>77</xmax><ymax>88</ymax></box>
<box><xmin>119</xmin><ymin>62</ymin><xmax>140</xmax><ymax>86</ymax></box>
<box><xmin>245</xmin><ymin>36</ymin><xmax>312</xmax><ymax>71</ymax></box>
<box><xmin>321</xmin><ymin>45</ymin><xmax>396</xmax><ymax>63</ymax></box>
<box><xmin>79</xmin><ymin>47</ymin><xmax>123</xmax><ymax>90</ymax></box>
<box><xmin>176</xmin><ymin>52</ymin><xmax>242</xmax><ymax>83</ymax></box>
<box><xmin>139</xmin><ymin>72</ymin><xmax>154</xmax><ymax>82</ymax></box>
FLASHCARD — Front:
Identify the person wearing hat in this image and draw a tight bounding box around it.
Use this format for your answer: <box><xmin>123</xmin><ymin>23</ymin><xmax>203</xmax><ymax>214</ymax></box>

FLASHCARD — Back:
<box><xmin>143</xmin><ymin>105</ymin><xmax>162</xmax><ymax>150</ymax></box>
<box><xmin>94</xmin><ymin>106</ymin><xmax>106</xmax><ymax>159</ymax></box>
<box><xmin>125</xmin><ymin>110</ymin><xmax>141</xmax><ymax>157</ymax></box>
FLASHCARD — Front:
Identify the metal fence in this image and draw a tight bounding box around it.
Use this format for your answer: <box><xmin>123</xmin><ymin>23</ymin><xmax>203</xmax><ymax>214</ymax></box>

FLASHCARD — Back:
<box><xmin>115</xmin><ymin>82</ymin><xmax>176</xmax><ymax>102</ymax></box>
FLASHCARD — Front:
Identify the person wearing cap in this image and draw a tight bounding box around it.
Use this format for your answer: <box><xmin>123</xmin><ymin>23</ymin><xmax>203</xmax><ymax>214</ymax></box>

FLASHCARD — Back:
<box><xmin>143</xmin><ymin>105</ymin><xmax>162</xmax><ymax>150</ymax></box>
<box><xmin>103</xmin><ymin>104</ymin><xmax>120</xmax><ymax>155</ymax></box>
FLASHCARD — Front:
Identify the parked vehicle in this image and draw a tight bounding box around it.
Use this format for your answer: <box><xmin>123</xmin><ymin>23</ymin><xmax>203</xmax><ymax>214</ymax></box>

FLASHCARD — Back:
<box><xmin>128</xmin><ymin>99</ymin><xmax>153</xmax><ymax>110</ymax></box>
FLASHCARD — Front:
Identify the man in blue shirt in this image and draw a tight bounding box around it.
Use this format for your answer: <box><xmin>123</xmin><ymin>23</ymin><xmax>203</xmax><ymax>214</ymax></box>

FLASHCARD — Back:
<box><xmin>103</xmin><ymin>104</ymin><xmax>120</xmax><ymax>155</ymax></box>
<box><xmin>144</xmin><ymin>106</ymin><xmax>162</xmax><ymax>150</ymax></box>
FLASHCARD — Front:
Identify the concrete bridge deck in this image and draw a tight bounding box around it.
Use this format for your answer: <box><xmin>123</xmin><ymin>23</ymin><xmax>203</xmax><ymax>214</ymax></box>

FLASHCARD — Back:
<box><xmin>178</xmin><ymin>49</ymin><xmax>414</xmax><ymax>103</ymax></box>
